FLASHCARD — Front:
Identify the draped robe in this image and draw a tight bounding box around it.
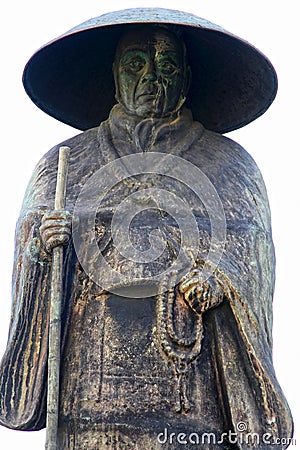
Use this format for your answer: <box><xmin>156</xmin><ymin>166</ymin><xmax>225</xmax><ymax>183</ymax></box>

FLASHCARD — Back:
<box><xmin>0</xmin><ymin>106</ymin><xmax>293</xmax><ymax>449</ymax></box>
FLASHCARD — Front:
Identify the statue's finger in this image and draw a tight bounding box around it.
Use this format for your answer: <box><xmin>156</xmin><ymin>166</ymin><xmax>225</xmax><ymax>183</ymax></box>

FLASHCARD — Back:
<box><xmin>179</xmin><ymin>269</ymin><xmax>201</xmax><ymax>284</ymax></box>
<box><xmin>45</xmin><ymin>234</ymin><xmax>70</xmax><ymax>252</ymax></box>
<box><xmin>179</xmin><ymin>276</ymin><xmax>201</xmax><ymax>292</ymax></box>
<box><xmin>40</xmin><ymin>223</ymin><xmax>71</xmax><ymax>238</ymax></box>
<box><xmin>42</xmin><ymin>210</ymin><xmax>72</xmax><ymax>222</ymax></box>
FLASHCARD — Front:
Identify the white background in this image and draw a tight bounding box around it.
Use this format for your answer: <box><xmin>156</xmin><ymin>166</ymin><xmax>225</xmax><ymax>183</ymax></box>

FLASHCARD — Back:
<box><xmin>0</xmin><ymin>1</ymin><xmax>299</xmax><ymax>448</ymax></box>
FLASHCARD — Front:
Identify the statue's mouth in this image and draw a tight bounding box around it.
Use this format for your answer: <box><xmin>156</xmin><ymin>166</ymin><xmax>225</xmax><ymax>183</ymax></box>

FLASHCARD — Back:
<box><xmin>138</xmin><ymin>92</ymin><xmax>157</xmax><ymax>99</ymax></box>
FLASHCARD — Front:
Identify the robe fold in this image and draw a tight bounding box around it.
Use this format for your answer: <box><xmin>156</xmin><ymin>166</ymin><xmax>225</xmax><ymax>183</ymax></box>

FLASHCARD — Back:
<box><xmin>0</xmin><ymin>106</ymin><xmax>292</xmax><ymax>449</ymax></box>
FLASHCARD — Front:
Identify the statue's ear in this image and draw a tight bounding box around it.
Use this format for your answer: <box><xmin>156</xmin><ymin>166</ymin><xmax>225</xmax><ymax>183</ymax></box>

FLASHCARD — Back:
<box><xmin>177</xmin><ymin>64</ymin><xmax>191</xmax><ymax>110</ymax></box>
<box><xmin>112</xmin><ymin>61</ymin><xmax>120</xmax><ymax>102</ymax></box>
<box><xmin>184</xmin><ymin>65</ymin><xmax>192</xmax><ymax>99</ymax></box>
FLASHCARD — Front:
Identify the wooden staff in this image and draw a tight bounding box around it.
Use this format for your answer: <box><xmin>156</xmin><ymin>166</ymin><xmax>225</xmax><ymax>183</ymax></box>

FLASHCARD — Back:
<box><xmin>45</xmin><ymin>146</ymin><xmax>70</xmax><ymax>450</ymax></box>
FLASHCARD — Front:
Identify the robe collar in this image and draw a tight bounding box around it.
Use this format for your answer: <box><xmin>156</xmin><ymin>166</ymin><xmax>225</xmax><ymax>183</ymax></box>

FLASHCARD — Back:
<box><xmin>98</xmin><ymin>104</ymin><xmax>204</xmax><ymax>160</ymax></box>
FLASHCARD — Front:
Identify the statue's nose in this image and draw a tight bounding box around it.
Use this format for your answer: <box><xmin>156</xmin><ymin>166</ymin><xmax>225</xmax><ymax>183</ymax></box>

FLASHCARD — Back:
<box><xmin>141</xmin><ymin>61</ymin><xmax>157</xmax><ymax>83</ymax></box>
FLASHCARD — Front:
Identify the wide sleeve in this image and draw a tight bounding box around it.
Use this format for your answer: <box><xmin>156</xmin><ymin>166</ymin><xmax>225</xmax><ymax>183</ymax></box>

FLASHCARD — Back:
<box><xmin>0</xmin><ymin>129</ymin><xmax>102</xmax><ymax>431</ymax></box>
<box><xmin>0</xmin><ymin>146</ymin><xmax>60</xmax><ymax>430</ymax></box>
<box><xmin>0</xmin><ymin>207</ymin><xmax>51</xmax><ymax>430</ymax></box>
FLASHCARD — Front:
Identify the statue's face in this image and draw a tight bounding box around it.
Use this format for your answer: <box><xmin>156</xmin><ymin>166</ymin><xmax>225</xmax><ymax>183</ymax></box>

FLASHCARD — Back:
<box><xmin>114</xmin><ymin>27</ymin><xmax>190</xmax><ymax>118</ymax></box>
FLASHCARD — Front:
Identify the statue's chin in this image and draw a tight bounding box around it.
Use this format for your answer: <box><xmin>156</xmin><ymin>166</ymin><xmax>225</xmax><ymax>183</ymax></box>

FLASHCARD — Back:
<box><xmin>126</xmin><ymin>106</ymin><xmax>164</xmax><ymax>120</ymax></box>
<box><xmin>120</xmin><ymin>101</ymin><xmax>178</xmax><ymax>121</ymax></box>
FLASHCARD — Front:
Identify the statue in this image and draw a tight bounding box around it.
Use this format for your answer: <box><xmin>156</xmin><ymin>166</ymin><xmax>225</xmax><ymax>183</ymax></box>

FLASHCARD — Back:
<box><xmin>0</xmin><ymin>8</ymin><xmax>293</xmax><ymax>450</ymax></box>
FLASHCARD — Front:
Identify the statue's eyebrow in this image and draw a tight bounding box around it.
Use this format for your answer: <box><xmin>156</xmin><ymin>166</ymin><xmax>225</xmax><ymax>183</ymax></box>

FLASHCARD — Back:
<box><xmin>119</xmin><ymin>49</ymin><xmax>148</xmax><ymax>66</ymax></box>
<box><xmin>119</xmin><ymin>46</ymin><xmax>148</xmax><ymax>58</ymax></box>
<box><xmin>155</xmin><ymin>50</ymin><xmax>178</xmax><ymax>62</ymax></box>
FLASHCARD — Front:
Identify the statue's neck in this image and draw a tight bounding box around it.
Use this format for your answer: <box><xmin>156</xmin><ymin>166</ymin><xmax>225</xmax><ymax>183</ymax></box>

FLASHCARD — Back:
<box><xmin>107</xmin><ymin>103</ymin><xmax>193</xmax><ymax>153</ymax></box>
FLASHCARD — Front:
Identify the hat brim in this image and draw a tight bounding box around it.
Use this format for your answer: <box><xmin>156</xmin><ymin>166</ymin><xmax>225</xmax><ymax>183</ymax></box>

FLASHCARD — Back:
<box><xmin>22</xmin><ymin>8</ymin><xmax>277</xmax><ymax>134</ymax></box>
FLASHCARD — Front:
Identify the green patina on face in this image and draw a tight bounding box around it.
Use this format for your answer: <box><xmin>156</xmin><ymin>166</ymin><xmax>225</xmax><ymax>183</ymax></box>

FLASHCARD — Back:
<box><xmin>113</xmin><ymin>26</ymin><xmax>191</xmax><ymax>119</ymax></box>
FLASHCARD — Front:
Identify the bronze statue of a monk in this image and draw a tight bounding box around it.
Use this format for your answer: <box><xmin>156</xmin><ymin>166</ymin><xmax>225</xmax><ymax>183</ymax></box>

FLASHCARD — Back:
<box><xmin>0</xmin><ymin>8</ymin><xmax>293</xmax><ymax>450</ymax></box>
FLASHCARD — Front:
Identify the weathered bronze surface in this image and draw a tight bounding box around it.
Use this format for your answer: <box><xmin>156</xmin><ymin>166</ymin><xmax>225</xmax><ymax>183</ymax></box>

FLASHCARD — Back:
<box><xmin>0</xmin><ymin>8</ymin><xmax>293</xmax><ymax>450</ymax></box>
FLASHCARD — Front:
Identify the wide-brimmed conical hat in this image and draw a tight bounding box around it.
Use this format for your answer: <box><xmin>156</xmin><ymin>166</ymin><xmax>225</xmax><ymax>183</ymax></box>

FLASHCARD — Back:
<box><xmin>22</xmin><ymin>8</ymin><xmax>277</xmax><ymax>133</ymax></box>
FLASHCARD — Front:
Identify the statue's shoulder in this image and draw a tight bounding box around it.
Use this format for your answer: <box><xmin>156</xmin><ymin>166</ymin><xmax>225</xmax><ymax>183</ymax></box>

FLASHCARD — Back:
<box><xmin>30</xmin><ymin>127</ymin><xmax>100</xmax><ymax>185</ymax></box>
<box><xmin>22</xmin><ymin>128</ymin><xmax>100</xmax><ymax>209</ymax></box>
<box><xmin>188</xmin><ymin>123</ymin><xmax>261</xmax><ymax>178</ymax></box>
<box><xmin>42</xmin><ymin>127</ymin><xmax>99</xmax><ymax>163</ymax></box>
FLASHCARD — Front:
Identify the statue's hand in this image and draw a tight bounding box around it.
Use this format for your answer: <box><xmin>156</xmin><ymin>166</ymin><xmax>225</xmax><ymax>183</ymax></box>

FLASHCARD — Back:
<box><xmin>178</xmin><ymin>269</ymin><xmax>223</xmax><ymax>314</ymax></box>
<box><xmin>39</xmin><ymin>210</ymin><xmax>72</xmax><ymax>253</ymax></box>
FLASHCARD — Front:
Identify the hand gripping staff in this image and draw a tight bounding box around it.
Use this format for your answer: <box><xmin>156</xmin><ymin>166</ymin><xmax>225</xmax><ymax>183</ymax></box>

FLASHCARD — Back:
<box><xmin>45</xmin><ymin>146</ymin><xmax>70</xmax><ymax>450</ymax></box>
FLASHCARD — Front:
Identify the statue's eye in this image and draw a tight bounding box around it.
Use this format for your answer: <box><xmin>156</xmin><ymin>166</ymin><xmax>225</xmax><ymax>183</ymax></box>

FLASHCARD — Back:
<box><xmin>157</xmin><ymin>59</ymin><xmax>177</xmax><ymax>75</ymax></box>
<box><xmin>123</xmin><ymin>57</ymin><xmax>145</xmax><ymax>72</ymax></box>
